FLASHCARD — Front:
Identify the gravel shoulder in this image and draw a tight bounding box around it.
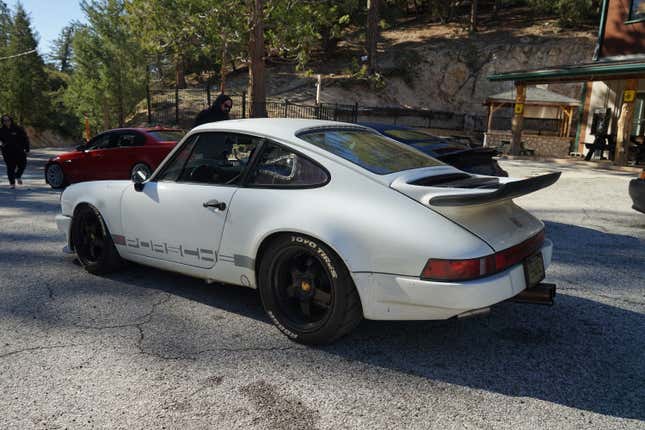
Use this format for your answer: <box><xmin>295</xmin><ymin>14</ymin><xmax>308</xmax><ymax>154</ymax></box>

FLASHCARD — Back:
<box><xmin>0</xmin><ymin>152</ymin><xmax>643</xmax><ymax>429</ymax></box>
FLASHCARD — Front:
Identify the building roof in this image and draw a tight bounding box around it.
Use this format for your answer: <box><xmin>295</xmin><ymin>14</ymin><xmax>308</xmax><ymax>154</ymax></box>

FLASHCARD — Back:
<box><xmin>486</xmin><ymin>87</ymin><xmax>581</xmax><ymax>106</ymax></box>
<box><xmin>488</xmin><ymin>59</ymin><xmax>645</xmax><ymax>84</ymax></box>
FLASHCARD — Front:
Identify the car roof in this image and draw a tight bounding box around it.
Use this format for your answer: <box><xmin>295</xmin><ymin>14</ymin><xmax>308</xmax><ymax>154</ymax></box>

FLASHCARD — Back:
<box><xmin>191</xmin><ymin>118</ymin><xmax>370</xmax><ymax>142</ymax></box>
<box><xmin>98</xmin><ymin>127</ymin><xmax>183</xmax><ymax>134</ymax></box>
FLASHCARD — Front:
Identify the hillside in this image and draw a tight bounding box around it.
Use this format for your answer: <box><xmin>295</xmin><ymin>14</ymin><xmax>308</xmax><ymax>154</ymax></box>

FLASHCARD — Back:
<box><xmin>213</xmin><ymin>7</ymin><xmax>596</xmax><ymax>114</ymax></box>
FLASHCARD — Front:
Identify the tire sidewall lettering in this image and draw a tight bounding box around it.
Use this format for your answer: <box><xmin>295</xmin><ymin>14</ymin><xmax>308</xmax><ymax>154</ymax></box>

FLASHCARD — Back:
<box><xmin>291</xmin><ymin>235</ymin><xmax>338</xmax><ymax>279</ymax></box>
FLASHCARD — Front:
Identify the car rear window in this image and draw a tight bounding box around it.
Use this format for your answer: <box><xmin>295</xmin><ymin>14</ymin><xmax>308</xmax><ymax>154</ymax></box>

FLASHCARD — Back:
<box><xmin>298</xmin><ymin>128</ymin><xmax>442</xmax><ymax>175</ymax></box>
<box><xmin>148</xmin><ymin>131</ymin><xmax>185</xmax><ymax>142</ymax></box>
<box><xmin>384</xmin><ymin>129</ymin><xmax>436</xmax><ymax>141</ymax></box>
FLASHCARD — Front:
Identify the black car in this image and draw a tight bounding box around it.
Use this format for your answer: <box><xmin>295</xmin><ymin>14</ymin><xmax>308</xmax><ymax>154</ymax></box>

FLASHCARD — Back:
<box><xmin>629</xmin><ymin>169</ymin><xmax>645</xmax><ymax>214</ymax></box>
<box><xmin>360</xmin><ymin>123</ymin><xmax>508</xmax><ymax>176</ymax></box>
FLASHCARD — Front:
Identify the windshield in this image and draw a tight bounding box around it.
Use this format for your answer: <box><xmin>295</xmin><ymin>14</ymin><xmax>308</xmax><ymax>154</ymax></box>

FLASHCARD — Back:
<box><xmin>298</xmin><ymin>128</ymin><xmax>443</xmax><ymax>175</ymax></box>
<box><xmin>148</xmin><ymin>130</ymin><xmax>185</xmax><ymax>142</ymax></box>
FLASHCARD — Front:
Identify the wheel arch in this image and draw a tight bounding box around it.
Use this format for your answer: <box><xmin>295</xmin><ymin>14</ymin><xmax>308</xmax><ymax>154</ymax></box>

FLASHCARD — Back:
<box><xmin>253</xmin><ymin>230</ymin><xmax>356</xmax><ymax>283</ymax></box>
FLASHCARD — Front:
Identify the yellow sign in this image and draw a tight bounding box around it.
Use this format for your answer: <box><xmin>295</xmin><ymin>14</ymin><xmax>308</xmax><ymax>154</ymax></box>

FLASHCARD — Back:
<box><xmin>514</xmin><ymin>103</ymin><xmax>524</xmax><ymax>115</ymax></box>
<box><xmin>624</xmin><ymin>90</ymin><xmax>636</xmax><ymax>103</ymax></box>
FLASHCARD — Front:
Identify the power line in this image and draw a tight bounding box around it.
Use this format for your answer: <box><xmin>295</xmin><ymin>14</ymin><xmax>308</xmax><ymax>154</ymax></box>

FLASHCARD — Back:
<box><xmin>0</xmin><ymin>48</ymin><xmax>37</xmax><ymax>61</ymax></box>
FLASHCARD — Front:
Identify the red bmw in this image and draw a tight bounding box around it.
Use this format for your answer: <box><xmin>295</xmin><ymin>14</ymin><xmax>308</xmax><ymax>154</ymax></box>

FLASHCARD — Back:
<box><xmin>45</xmin><ymin>127</ymin><xmax>184</xmax><ymax>189</ymax></box>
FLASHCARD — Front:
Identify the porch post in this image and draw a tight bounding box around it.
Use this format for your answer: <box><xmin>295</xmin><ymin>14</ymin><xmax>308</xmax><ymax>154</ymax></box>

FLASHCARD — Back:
<box><xmin>576</xmin><ymin>81</ymin><xmax>593</xmax><ymax>153</ymax></box>
<box><xmin>615</xmin><ymin>79</ymin><xmax>638</xmax><ymax>165</ymax></box>
<box><xmin>510</xmin><ymin>82</ymin><xmax>526</xmax><ymax>155</ymax></box>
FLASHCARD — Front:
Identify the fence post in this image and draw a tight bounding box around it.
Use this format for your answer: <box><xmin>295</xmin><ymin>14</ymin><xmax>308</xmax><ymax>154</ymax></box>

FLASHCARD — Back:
<box><xmin>241</xmin><ymin>92</ymin><xmax>247</xmax><ymax>119</ymax></box>
<box><xmin>206</xmin><ymin>83</ymin><xmax>211</xmax><ymax>107</ymax></box>
<box><xmin>175</xmin><ymin>85</ymin><xmax>179</xmax><ymax>125</ymax></box>
<box><xmin>333</xmin><ymin>103</ymin><xmax>338</xmax><ymax>121</ymax></box>
<box><xmin>283</xmin><ymin>99</ymin><xmax>289</xmax><ymax>117</ymax></box>
<box><xmin>353</xmin><ymin>102</ymin><xmax>359</xmax><ymax>123</ymax></box>
<box><xmin>146</xmin><ymin>66</ymin><xmax>152</xmax><ymax>125</ymax></box>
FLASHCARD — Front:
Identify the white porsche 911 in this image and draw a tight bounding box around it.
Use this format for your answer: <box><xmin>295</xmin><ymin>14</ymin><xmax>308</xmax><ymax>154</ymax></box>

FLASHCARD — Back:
<box><xmin>56</xmin><ymin>119</ymin><xmax>559</xmax><ymax>344</ymax></box>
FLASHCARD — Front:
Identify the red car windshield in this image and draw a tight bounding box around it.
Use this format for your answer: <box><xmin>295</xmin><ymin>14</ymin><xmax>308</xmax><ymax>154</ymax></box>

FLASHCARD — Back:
<box><xmin>148</xmin><ymin>130</ymin><xmax>185</xmax><ymax>142</ymax></box>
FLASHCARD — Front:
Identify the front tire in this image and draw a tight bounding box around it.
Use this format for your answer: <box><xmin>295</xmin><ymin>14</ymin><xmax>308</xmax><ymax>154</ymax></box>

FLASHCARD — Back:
<box><xmin>71</xmin><ymin>205</ymin><xmax>123</xmax><ymax>275</ymax></box>
<box><xmin>257</xmin><ymin>235</ymin><xmax>363</xmax><ymax>345</ymax></box>
<box><xmin>45</xmin><ymin>163</ymin><xmax>66</xmax><ymax>189</ymax></box>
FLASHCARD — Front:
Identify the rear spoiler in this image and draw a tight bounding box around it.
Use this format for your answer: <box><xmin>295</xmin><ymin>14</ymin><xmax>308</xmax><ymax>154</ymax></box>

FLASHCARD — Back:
<box><xmin>428</xmin><ymin>172</ymin><xmax>561</xmax><ymax>207</ymax></box>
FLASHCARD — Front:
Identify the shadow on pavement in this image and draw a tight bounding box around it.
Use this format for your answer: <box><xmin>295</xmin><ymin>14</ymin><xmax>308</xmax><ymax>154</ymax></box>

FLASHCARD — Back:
<box><xmin>0</xmin><ymin>169</ymin><xmax>642</xmax><ymax>420</ymax></box>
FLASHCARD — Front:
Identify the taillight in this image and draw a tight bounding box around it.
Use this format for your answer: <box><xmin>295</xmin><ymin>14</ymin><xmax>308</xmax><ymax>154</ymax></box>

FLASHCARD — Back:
<box><xmin>421</xmin><ymin>230</ymin><xmax>545</xmax><ymax>282</ymax></box>
<box><xmin>421</xmin><ymin>256</ymin><xmax>496</xmax><ymax>281</ymax></box>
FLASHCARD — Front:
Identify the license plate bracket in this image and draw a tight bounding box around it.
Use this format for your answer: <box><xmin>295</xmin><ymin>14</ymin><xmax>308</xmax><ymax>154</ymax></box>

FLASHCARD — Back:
<box><xmin>523</xmin><ymin>252</ymin><xmax>545</xmax><ymax>288</ymax></box>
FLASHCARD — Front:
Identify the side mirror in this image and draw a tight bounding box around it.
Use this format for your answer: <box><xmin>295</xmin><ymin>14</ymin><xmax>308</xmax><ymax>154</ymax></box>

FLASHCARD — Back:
<box><xmin>76</xmin><ymin>144</ymin><xmax>87</xmax><ymax>151</ymax></box>
<box><xmin>133</xmin><ymin>170</ymin><xmax>147</xmax><ymax>192</ymax></box>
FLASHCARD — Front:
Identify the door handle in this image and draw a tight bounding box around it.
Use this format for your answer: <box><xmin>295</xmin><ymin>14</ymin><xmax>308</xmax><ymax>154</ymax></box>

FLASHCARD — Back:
<box><xmin>203</xmin><ymin>199</ymin><xmax>227</xmax><ymax>211</ymax></box>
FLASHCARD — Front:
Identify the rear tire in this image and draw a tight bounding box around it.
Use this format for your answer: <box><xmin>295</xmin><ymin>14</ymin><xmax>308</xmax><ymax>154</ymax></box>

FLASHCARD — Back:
<box><xmin>45</xmin><ymin>163</ymin><xmax>66</xmax><ymax>189</ymax></box>
<box><xmin>71</xmin><ymin>205</ymin><xmax>123</xmax><ymax>275</ymax></box>
<box><xmin>257</xmin><ymin>234</ymin><xmax>363</xmax><ymax>345</ymax></box>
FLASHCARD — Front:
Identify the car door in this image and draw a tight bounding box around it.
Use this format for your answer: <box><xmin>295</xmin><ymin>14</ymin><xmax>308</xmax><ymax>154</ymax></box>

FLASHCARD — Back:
<box><xmin>83</xmin><ymin>132</ymin><xmax>119</xmax><ymax>180</ymax></box>
<box><xmin>108</xmin><ymin>131</ymin><xmax>146</xmax><ymax>179</ymax></box>
<box><xmin>68</xmin><ymin>133</ymin><xmax>112</xmax><ymax>182</ymax></box>
<box><xmin>120</xmin><ymin>132</ymin><xmax>262</xmax><ymax>270</ymax></box>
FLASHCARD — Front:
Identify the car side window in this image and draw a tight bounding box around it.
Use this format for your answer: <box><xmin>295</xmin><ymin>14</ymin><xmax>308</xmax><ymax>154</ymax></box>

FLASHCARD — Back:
<box><xmin>155</xmin><ymin>135</ymin><xmax>199</xmax><ymax>182</ymax></box>
<box><xmin>87</xmin><ymin>134</ymin><xmax>111</xmax><ymax>150</ymax></box>
<box><xmin>246</xmin><ymin>142</ymin><xmax>329</xmax><ymax>188</ymax></box>
<box><xmin>118</xmin><ymin>132</ymin><xmax>145</xmax><ymax>147</ymax></box>
<box><xmin>156</xmin><ymin>132</ymin><xmax>262</xmax><ymax>185</ymax></box>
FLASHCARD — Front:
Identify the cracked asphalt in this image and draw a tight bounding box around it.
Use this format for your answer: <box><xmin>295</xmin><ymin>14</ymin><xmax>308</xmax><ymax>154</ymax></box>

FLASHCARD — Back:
<box><xmin>0</xmin><ymin>150</ymin><xmax>643</xmax><ymax>429</ymax></box>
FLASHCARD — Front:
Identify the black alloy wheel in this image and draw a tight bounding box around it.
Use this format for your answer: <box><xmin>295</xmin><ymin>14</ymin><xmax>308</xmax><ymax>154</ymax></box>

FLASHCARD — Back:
<box><xmin>258</xmin><ymin>235</ymin><xmax>363</xmax><ymax>345</ymax></box>
<box><xmin>72</xmin><ymin>205</ymin><xmax>123</xmax><ymax>275</ymax></box>
<box><xmin>272</xmin><ymin>248</ymin><xmax>334</xmax><ymax>331</ymax></box>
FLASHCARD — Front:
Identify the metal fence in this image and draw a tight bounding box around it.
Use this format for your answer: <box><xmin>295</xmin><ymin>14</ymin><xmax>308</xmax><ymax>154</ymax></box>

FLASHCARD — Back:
<box><xmin>142</xmin><ymin>87</ymin><xmax>491</xmax><ymax>133</ymax></box>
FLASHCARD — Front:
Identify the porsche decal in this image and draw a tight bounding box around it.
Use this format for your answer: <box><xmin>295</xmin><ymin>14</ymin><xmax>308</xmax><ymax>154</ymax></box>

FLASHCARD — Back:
<box><xmin>114</xmin><ymin>235</ymin><xmax>249</xmax><ymax>267</ymax></box>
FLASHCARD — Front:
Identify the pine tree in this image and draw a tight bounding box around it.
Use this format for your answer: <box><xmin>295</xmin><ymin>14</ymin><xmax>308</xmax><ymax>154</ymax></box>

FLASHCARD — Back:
<box><xmin>50</xmin><ymin>24</ymin><xmax>77</xmax><ymax>73</ymax></box>
<box><xmin>0</xmin><ymin>1</ymin><xmax>12</xmax><ymax>112</ymax></box>
<box><xmin>5</xmin><ymin>3</ymin><xmax>49</xmax><ymax>125</ymax></box>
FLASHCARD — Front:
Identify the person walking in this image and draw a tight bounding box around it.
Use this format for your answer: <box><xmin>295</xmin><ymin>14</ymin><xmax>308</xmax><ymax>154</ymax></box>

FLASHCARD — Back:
<box><xmin>0</xmin><ymin>115</ymin><xmax>30</xmax><ymax>189</ymax></box>
<box><xmin>193</xmin><ymin>94</ymin><xmax>233</xmax><ymax>127</ymax></box>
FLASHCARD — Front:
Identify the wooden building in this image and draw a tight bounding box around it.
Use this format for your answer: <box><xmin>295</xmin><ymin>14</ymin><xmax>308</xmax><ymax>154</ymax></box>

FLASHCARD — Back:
<box><xmin>488</xmin><ymin>0</ymin><xmax>645</xmax><ymax>165</ymax></box>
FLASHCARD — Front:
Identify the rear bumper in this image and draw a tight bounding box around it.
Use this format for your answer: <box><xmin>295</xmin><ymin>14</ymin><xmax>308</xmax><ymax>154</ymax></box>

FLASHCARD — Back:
<box><xmin>56</xmin><ymin>214</ymin><xmax>73</xmax><ymax>251</ymax></box>
<box><xmin>353</xmin><ymin>239</ymin><xmax>553</xmax><ymax>320</ymax></box>
<box><xmin>629</xmin><ymin>179</ymin><xmax>645</xmax><ymax>213</ymax></box>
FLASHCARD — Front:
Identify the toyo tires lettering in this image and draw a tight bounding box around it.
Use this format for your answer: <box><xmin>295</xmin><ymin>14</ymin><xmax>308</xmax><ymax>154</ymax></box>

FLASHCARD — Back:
<box><xmin>266</xmin><ymin>311</ymin><xmax>299</xmax><ymax>339</ymax></box>
<box><xmin>291</xmin><ymin>235</ymin><xmax>338</xmax><ymax>279</ymax></box>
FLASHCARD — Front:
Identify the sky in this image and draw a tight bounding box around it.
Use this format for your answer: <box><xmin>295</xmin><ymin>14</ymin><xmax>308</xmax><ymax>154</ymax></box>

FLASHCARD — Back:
<box><xmin>12</xmin><ymin>0</ymin><xmax>84</xmax><ymax>55</ymax></box>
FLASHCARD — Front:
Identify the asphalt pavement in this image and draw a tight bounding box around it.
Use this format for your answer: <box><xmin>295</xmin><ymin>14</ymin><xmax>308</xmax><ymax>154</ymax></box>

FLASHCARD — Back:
<box><xmin>0</xmin><ymin>150</ymin><xmax>643</xmax><ymax>429</ymax></box>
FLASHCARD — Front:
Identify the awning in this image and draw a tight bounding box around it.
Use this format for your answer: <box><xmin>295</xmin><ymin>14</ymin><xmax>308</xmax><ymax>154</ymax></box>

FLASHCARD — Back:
<box><xmin>486</xmin><ymin>87</ymin><xmax>581</xmax><ymax>107</ymax></box>
<box><xmin>488</xmin><ymin>60</ymin><xmax>645</xmax><ymax>84</ymax></box>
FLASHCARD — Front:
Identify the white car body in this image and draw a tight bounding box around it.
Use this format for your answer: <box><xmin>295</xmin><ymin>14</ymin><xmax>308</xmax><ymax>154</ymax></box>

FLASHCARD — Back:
<box><xmin>56</xmin><ymin>119</ymin><xmax>555</xmax><ymax>321</ymax></box>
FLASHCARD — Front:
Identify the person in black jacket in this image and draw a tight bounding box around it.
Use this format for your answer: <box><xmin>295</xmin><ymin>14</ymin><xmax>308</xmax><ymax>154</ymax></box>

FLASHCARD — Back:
<box><xmin>193</xmin><ymin>94</ymin><xmax>233</xmax><ymax>127</ymax></box>
<box><xmin>0</xmin><ymin>115</ymin><xmax>30</xmax><ymax>189</ymax></box>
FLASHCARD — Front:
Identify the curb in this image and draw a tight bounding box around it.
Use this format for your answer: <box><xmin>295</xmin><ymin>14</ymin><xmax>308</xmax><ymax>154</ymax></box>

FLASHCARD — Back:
<box><xmin>499</xmin><ymin>155</ymin><xmax>644</xmax><ymax>174</ymax></box>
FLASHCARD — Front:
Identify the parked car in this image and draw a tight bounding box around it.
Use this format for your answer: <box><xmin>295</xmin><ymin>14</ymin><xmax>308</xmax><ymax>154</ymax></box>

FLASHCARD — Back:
<box><xmin>56</xmin><ymin>119</ymin><xmax>559</xmax><ymax>344</ymax></box>
<box><xmin>360</xmin><ymin>123</ymin><xmax>508</xmax><ymax>176</ymax></box>
<box><xmin>629</xmin><ymin>168</ymin><xmax>645</xmax><ymax>214</ymax></box>
<box><xmin>45</xmin><ymin>127</ymin><xmax>185</xmax><ymax>189</ymax></box>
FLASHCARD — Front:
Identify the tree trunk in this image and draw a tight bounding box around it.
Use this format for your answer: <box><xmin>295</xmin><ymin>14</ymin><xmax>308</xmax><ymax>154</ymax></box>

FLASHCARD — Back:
<box><xmin>248</xmin><ymin>0</ymin><xmax>267</xmax><ymax>118</ymax></box>
<box><xmin>175</xmin><ymin>58</ymin><xmax>187</xmax><ymax>89</ymax></box>
<box><xmin>220</xmin><ymin>36</ymin><xmax>228</xmax><ymax>94</ymax></box>
<box><xmin>470</xmin><ymin>0</ymin><xmax>479</xmax><ymax>32</ymax></box>
<box><xmin>366</xmin><ymin>0</ymin><xmax>379</xmax><ymax>75</ymax></box>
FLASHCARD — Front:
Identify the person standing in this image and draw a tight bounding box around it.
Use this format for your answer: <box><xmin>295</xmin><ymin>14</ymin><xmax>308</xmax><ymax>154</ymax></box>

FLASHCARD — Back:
<box><xmin>0</xmin><ymin>115</ymin><xmax>30</xmax><ymax>189</ymax></box>
<box><xmin>193</xmin><ymin>94</ymin><xmax>233</xmax><ymax>127</ymax></box>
